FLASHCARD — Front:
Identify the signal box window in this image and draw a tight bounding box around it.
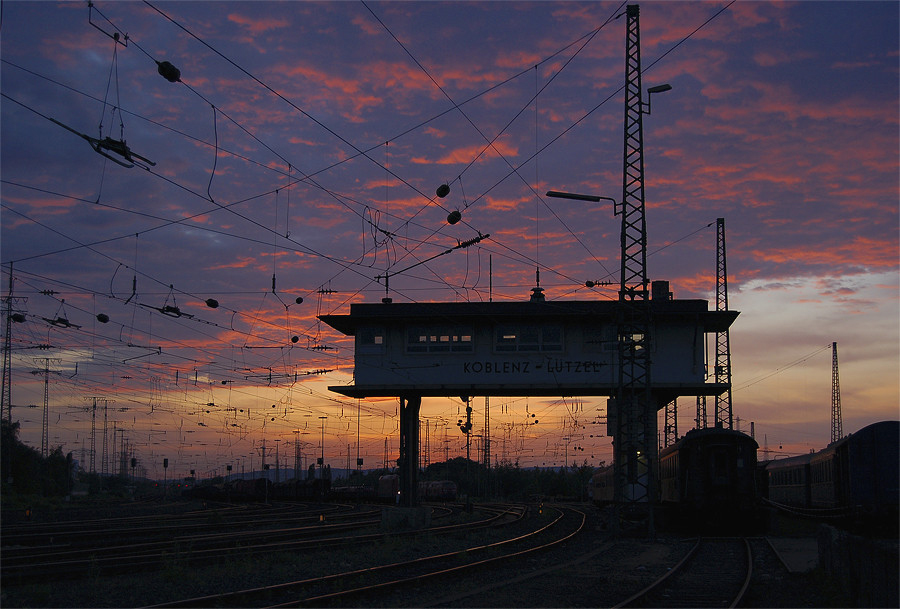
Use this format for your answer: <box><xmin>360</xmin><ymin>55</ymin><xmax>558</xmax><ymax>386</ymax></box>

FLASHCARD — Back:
<box><xmin>495</xmin><ymin>325</ymin><xmax>563</xmax><ymax>352</ymax></box>
<box><xmin>358</xmin><ymin>327</ymin><xmax>385</xmax><ymax>354</ymax></box>
<box><xmin>407</xmin><ymin>326</ymin><xmax>473</xmax><ymax>353</ymax></box>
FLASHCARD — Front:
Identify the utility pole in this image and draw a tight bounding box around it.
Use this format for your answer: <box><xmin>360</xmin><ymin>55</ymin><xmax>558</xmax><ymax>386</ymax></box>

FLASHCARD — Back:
<box><xmin>293</xmin><ymin>430</ymin><xmax>302</xmax><ymax>480</ymax></box>
<box><xmin>356</xmin><ymin>399</ymin><xmax>361</xmax><ymax>473</ymax></box>
<box><xmin>695</xmin><ymin>395</ymin><xmax>707</xmax><ymax>430</ymax></box>
<box><xmin>423</xmin><ymin>420</ymin><xmax>429</xmax><ymax>469</ymax></box>
<box><xmin>100</xmin><ymin>399</ymin><xmax>108</xmax><ymax>475</ymax></box>
<box><xmin>483</xmin><ymin>396</ymin><xmax>491</xmax><ymax>469</ymax></box>
<box><xmin>259</xmin><ymin>439</ymin><xmax>267</xmax><ymax>478</ymax></box>
<box><xmin>274</xmin><ymin>439</ymin><xmax>281</xmax><ymax>484</ymax></box>
<box><xmin>90</xmin><ymin>397</ymin><xmax>97</xmax><ymax>474</ymax></box>
<box><xmin>831</xmin><ymin>342</ymin><xmax>843</xmax><ymax>444</ymax></box>
<box><xmin>419</xmin><ymin>419</ymin><xmax>425</xmax><ymax>470</ymax></box>
<box><xmin>714</xmin><ymin>217</ymin><xmax>734</xmax><ymax>428</ymax></box>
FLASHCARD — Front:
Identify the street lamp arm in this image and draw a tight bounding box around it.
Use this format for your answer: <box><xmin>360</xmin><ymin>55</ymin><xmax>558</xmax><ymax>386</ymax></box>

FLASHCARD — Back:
<box><xmin>644</xmin><ymin>83</ymin><xmax>672</xmax><ymax>115</ymax></box>
<box><xmin>546</xmin><ymin>190</ymin><xmax>618</xmax><ymax>204</ymax></box>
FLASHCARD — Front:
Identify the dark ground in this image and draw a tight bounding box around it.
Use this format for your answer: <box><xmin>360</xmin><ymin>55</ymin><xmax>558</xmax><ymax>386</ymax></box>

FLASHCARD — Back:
<box><xmin>0</xmin><ymin>500</ymin><xmax>864</xmax><ymax>608</ymax></box>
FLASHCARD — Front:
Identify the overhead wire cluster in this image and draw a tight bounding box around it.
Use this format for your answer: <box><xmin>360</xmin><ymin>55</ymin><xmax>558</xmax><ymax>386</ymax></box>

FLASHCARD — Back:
<box><xmin>1</xmin><ymin>0</ymin><xmax>735</xmax><ymax>475</ymax></box>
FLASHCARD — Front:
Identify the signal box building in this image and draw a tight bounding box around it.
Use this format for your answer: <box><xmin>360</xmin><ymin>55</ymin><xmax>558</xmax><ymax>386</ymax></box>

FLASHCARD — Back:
<box><xmin>320</xmin><ymin>287</ymin><xmax>736</xmax><ymax>402</ymax></box>
<box><xmin>319</xmin><ymin>283</ymin><xmax>738</xmax><ymax>507</ymax></box>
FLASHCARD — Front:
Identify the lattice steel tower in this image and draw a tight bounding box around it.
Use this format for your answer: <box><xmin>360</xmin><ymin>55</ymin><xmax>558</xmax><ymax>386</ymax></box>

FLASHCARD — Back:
<box><xmin>714</xmin><ymin>217</ymin><xmax>733</xmax><ymax>428</ymax></box>
<box><xmin>612</xmin><ymin>3</ymin><xmax>656</xmax><ymax>520</ymax></box>
<box><xmin>831</xmin><ymin>342</ymin><xmax>842</xmax><ymax>444</ymax></box>
<box><xmin>2</xmin><ymin>264</ymin><xmax>14</xmax><ymax>423</ymax></box>
<box><xmin>663</xmin><ymin>398</ymin><xmax>677</xmax><ymax>447</ymax></box>
<box><xmin>41</xmin><ymin>359</ymin><xmax>50</xmax><ymax>458</ymax></box>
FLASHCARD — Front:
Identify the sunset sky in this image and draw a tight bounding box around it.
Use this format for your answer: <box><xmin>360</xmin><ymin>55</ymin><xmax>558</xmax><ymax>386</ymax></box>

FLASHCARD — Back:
<box><xmin>2</xmin><ymin>1</ymin><xmax>897</xmax><ymax>480</ymax></box>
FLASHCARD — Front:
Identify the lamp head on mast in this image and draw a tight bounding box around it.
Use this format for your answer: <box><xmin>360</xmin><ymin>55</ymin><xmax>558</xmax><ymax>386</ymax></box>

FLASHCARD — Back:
<box><xmin>644</xmin><ymin>83</ymin><xmax>672</xmax><ymax>114</ymax></box>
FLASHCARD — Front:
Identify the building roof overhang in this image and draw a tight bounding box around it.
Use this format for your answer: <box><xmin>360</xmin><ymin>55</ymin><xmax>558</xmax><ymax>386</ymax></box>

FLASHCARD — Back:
<box><xmin>319</xmin><ymin>299</ymin><xmax>738</xmax><ymax>335</ymax></box>
<box><xmin>327</xmin><ymin>382</ymin><xmax>730</xmax><ymax>403</ymax></box>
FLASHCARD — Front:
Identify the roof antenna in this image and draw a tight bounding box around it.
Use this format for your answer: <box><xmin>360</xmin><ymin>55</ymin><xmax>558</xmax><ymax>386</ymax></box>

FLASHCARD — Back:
<box><xmin>530</xmin><ymin>267</ymin><xmax>545</xmax><ymax>301</ymax></box>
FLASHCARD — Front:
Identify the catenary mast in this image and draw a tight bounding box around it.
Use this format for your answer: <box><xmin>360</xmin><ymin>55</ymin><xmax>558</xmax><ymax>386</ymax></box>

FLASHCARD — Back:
<box><xmin>831</xmin><ymin>342</ymin><xmax>842</xmax><ymax>444</ymax></box>
<box><xmin>612</xmin><ymin>3</ymin><xmax>656</xmax><ymax>526</ymax></box>
<box><xmin>714</xmin><ymin>217</ymin><xmax>734</xmax><ymax>428</ymax></box>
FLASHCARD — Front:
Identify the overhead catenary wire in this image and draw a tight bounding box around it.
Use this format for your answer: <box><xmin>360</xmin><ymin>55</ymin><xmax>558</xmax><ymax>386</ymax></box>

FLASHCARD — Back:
<box><xmin>9</xmin><ymin>0</ymin><xmax>735</xmax><ymax>283</ymax></box>
<box><xmin>8</xmin><ymin>0</ymin><xmax>724</xmax><ymax>312</ymax></box>
<box><xmin>362</xmin><ymin>0</ymin><xmax>624</xmax><ymax>276</ymax></box>
<box><xmin>733</xmin><ymin>344</ymin><xmax>833</xmax><ymax>393</ymax></box>
<box><xmin>140</xmin><ymin>1</ymin><xmax>459</xmax><ymax>219</ymax></box>
<box><xmin>0</xmin><ymin>38</ymin><xmax>474</xmax><ymax>287</ymax></box>
<box><xmin>3</xmin><ymin>0</ymin><xmax>683</xmax><ymax>302</ymax></box>
<box><xmin>1</xmin><ymin>56</ymin><xmax>480</xmax><ymax>301</ymax></box>
<box><xmin>2</xmin><ymin>1</ymin><xmax>744</xmax><ymax>473</ymax></box>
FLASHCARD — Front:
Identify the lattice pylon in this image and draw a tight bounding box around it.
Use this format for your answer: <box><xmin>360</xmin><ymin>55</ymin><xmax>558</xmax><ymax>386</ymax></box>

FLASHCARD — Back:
<box><xmin>714</xmin><ymin>217</ymin><xmax>733</xmax><ymax>428</ymax></box>
<box><xmin>41</xmin><ymin>360</ymin><xmax>50</xmax><ymax>458</ymax></box>
<box><xmin>831</xmin><ymin>342</ymin><xmax>842</xmax><ymax>444</ymax></box>
<box><xmin>664</xmin><ymin>398</ymin><xmax>677</xmax><ymax>447</ymax></box>
<box><xmin>612</xmin><ymin>4</ymin><xmax>656</xmax><ymax>523</ymax></box>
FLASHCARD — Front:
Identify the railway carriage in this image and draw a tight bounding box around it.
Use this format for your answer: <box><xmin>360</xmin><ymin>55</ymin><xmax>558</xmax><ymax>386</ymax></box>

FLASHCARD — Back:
<box><xmin>377</xmin><ymin>474</ymin><xmax>400</xmax><ymax>501</ymax></box>
<box><xmin>658</xmin><ymin>425</ymin><xmax>760</xmax><ymax>530</ymax></box>
<box><xmin>588</xmin><ymin>465</ymin><xmax>614</xmax><ymax>505</ymax></box>
<box><xmin>765</xmin><ymin>453</ymin><xmax>811</xmax><ymax>507</ymax></box>
<box><xmin>421</xmin><ymin>480</ymin><xmax>458</xmax><ymax>502</ymax></box>
<box><xmin>764</xmin><ymin>420</ymin><xmax>899</xmax><ymax>531</ymax></box>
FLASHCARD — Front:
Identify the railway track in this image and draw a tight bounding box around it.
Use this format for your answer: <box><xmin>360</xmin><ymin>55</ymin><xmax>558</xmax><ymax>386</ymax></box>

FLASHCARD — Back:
<box><xmin>1</xmin><ymin>502</ymin><xmax>380</xmax><ymax>584</ymax></box>
<box><xmin>142</xmin><ymin>503</ymin><xmax>575</xmax><ymax>608</ymax></box>
<box><xmin>1</xmin><ymin>501</ymin><xmax>364</xmax><ymax>548</ymax></box>
<box><xmin>615</xmin><ymin>537</ymin><xmax>752</xmax><ymax>608</ymax></box>
<box><xmin>1</xmin><ymin>502</ymin><xmax>513</xmax><ymax>586</ymax></box>
<box><xmin>5</xmin><ymin>502</ymin><xmax>833</xmax><ymax>609</ymax></box>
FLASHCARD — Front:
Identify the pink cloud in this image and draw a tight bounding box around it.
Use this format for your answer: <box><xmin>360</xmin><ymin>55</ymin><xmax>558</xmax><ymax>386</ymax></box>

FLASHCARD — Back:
<box><xmin>226</xmin><ymin>13</ymin><xmax>289</xmax><ymax>36</ymax></box>
<box><xmin>750</xmin><ymin>235</ymin><xmax>897</xmax><ymax>270</ymax></box>
<box><xmin>411</xmin><ymin>140</ymin><xmax>519</xmax><ymax>166</ymax></box>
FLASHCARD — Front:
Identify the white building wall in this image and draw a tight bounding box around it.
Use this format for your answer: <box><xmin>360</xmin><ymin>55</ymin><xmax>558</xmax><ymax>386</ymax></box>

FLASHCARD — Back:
<box><xmin>352</xmin><ymin>318</ymin><xmax>706</xmax><ymax>389</ymax></box>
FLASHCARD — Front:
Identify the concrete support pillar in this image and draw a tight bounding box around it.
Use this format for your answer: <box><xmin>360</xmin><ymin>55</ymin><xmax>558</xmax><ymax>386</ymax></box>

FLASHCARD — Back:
<box><xmin>398</xmin><ymin>395</ymin><xmax>421</xmax><ymax>507</ymax></box>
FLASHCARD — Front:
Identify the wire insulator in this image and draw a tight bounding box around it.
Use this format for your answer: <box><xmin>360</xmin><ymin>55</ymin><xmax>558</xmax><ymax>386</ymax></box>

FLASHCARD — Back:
<box><xmin>157</xmin><ymin>61</ymin><xmax>181</xmax><ymax>83</ymax></box>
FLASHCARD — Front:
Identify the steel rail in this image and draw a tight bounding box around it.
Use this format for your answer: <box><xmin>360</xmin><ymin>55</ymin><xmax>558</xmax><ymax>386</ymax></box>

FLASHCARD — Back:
<box><xmin>139</xmin><ymin>506</ymin><xmax>526</xmax><ymax>609</ymax></box>
<box><xmin>271</xmin><ymin>506</ymin><xmax>583</xmax><ymax>608</ymax></box>
<box><xmin>614</xmin><ymin>537</ymin><xmax>752</xmax><ymax>609</ymax></box>
<box><xmin>143</xmin><ymin>504</ymin><xmax>535</xmax><ymax>608</ymax></box>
